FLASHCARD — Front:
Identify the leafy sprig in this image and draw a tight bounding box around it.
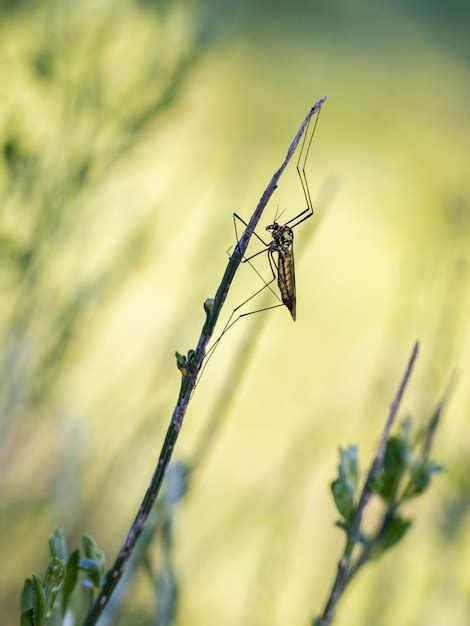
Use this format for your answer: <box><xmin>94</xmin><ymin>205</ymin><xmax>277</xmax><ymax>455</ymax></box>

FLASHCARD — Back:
<box><xmin>314</xmin><ymin>342</ymin><xmax>447</xmax><ymax>626</ymax></box>
<box><xmin>20</xmin><ymin>529</ymin><xmax>106</xmax><ymax>626</ymax></box>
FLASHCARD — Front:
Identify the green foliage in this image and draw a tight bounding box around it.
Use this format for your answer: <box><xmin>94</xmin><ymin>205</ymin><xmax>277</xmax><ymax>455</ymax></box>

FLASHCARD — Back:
<box><xmin>329</xmin><ymin>414</ymin><xmax>442</xmax><ymax>561</ymax></box>
<box><xmin>175</xmin><ymin>349</ymin><xmax>196</xmax><ymax>377</ymax></box>
<box><xmin>20</xmin><ymin>529</ymin><xmax>106</xmax><ymax>625</ymax></box>
<box><xmin>375</xmin><ymin>512</ymin><xmax>412</xmax><ymax>553</ymax></box>
<box><xmin>372</xmin><ymin>419</ymin><xmax>443</xmax><ymax>507</ymax></box>
<box><xmin>79</xmin><ymin>535</ymin><xmax>107</xmax><ymax>593</ymax></box>
<box><xmin>49</xmin><ymin>529</ymin><xmax>68</xmax><ymax>563</ymax></box>
<box><xmin>316</xmin><ymin>378</ymin><xmax>447</xmax><ymax>626</ymax></box>
<box><xmin>20</xmin><ymin>578</ymin><xmax>34</xmax><ymax>626</ymax></box>
<box><xmin>31</xmin><ymin>574</ymin><xmax>46</xmax><ymax>626</ymax></box>
<box><xmin>62</xmin><ymin>551</ymin><xmax>80</xmax><ymax>616</ymax></box>
<box><xmin>339</xmin><ymin>445</ymin><xmax>359</xmax><ymax>489</ymax></box>
<box><xmin>373</xmin><ymin>436</ymin><xmax>409</xmax><ymax>503</ymax></box>
<box><xmin>331</xmin><ymin>445</ymin><xmax>359</xmax><ymax>524</ymax></box>
<box><xmin>404</xmin><ymin>461</ymin><xmax>443</xmax><ymax>499</ymax></box>
<box><xmin>43</xmin><ymin>558</ymin><xmax>66</xmax><ymax>618</ymax></box>
<box><xmin>332</xmin><ymin>478</ymin><xmax>355</xmax><ymax>522</ymax></box>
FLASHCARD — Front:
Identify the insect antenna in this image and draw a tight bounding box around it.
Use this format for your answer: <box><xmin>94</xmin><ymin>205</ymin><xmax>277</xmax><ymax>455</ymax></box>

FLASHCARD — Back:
<box><xmin>273</xmin><ymin>204</ymin><xmax>287</xmax><ymax>224</ymax></box>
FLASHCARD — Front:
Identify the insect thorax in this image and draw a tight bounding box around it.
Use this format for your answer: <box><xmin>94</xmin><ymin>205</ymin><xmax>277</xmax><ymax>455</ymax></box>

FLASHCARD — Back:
<box><xmin>266</xmin><ymin>223</ymin><xmax>294</xmax><ymax>253</ymax></box>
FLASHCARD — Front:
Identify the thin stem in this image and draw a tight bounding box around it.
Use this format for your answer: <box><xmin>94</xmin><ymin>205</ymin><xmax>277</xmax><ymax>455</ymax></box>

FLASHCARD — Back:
<box><xmin>316</xmin><ymin>340</ymin><xmax>419</xmax><ymax>626</ymax></box>
<box><xmin>82</xmin><ymin>96</ymin><xmax>327</xmax><ymax>626</ymax></box>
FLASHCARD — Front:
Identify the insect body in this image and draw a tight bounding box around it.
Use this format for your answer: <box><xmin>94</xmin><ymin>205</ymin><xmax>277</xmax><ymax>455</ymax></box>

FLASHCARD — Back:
<box><xmin>266</xmin><ymin>222</ymin><xmax>296</xmax><ymax>320</ymax></box>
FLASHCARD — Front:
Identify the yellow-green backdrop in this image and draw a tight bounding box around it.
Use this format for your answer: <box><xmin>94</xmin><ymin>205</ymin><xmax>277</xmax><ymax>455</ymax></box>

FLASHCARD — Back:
<box><xmin>1</xmin><ymin>1</ymin><xmax>469</xmax><ymax>624</ymax></box>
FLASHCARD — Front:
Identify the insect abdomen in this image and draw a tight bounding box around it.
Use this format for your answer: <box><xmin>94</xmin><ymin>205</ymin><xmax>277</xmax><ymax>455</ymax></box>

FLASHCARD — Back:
<box><xmin>278</xmin><ymin>250</ymin><xmax>296</xmax><ymax>321</ymax></box>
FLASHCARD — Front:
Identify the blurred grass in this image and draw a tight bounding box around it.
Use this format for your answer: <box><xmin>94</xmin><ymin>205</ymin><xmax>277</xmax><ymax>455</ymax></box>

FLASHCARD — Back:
<box><xmin>1</xmin><ymin>1</ymin><xmax>469</xmax><ymax>624</ymax></box>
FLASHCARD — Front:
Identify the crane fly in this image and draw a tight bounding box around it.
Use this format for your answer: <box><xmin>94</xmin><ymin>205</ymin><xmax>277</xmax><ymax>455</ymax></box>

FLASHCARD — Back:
<box><xmin>196</xmin><ymin>103</ymin><xmax>323</xmax><ymax>382</ymax></box>
<box><xmin>234</xmin><ymin>103</ymin><xmax>321</xmax><ymax>320</ymax></box>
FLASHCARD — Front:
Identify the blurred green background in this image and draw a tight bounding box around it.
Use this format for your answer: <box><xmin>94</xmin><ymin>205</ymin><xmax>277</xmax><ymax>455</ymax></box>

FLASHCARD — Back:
<box><xmin>1</xmin><ymin>0</ymin><xmax>469</xmax><ymax>624</ymax></box>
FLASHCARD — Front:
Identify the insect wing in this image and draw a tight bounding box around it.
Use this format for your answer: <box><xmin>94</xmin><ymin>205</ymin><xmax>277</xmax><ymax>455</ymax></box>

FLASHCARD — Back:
<box><xmin>277</xmin><ymin>245</ymin><xmax>296</xmax><ymax>321</ymax></box>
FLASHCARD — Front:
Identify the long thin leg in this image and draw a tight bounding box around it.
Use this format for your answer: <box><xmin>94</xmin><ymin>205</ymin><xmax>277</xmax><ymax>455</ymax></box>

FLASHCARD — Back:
<box><xmin>204</xmin><ymin>277</ymin><xmax>276</xmax><ymax>364</ymax></box>
<box><xmin>196</xmin><ymin>247</ymin><xmax>279</xmax><ymax>388</ymax></box>
<box><xmin>242</xmin><ymin>247</ymin><xmax>271</xmax><ymax>262</ymax></box>
<box><xmin>195</xmin><ymin>276</ymin><xmax>279</xmax><ymax>388</ymax></box>
<box><xmin>267</xmin><ymin>249</ymin><xmax>278</xmax><ymax>281</ymax></box>
<box><xmin>277</xmin><ymin>109</ymin><xmax>321</xmax><ymax>231</ymax></box>
<box><xmin>284</xmin><ymin>207</ymin><xmax>312</xmax><ymax>227</ymax></box>
<box><xmin>296</xmin><ymin>117</ymin><xmax>313</xmax><ymax>213</ymax></box>
<box><xmin>196</xmin><ymin>252</ymin><xmax>285</xmax><ymax>384</ymax></box>
<box><xmin>214</xmin><ymin>303</ymin><xmax>284</xmax><ymax>342</ymax></box>
<box><xmin>233</xmin><ymin>213</ymin><xmax>280</xmax><ymax>302</ymax></box>
<box><xmin>195</xmin><ymin>302</ymin><xmax>283</xmax><ymax>390</ymax></box>
<box><xmin>288</xmin><ymin>210</ymin><xmax>314</xmax><ymax>230</ymax></box>
<box><xmin>233</xmin><ymin>213</ymin><xmax>269</xmax><ymax>248</ymax></box>
<box><xmin>296</xmin><ymin>107</ymin><xmax>321</xmax><ymax>214</ymax></box>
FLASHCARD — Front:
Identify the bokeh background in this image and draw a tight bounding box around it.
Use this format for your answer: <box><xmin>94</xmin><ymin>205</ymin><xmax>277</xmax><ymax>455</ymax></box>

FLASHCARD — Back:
<box><xmin>1</xmin><ymin>1</ymin><xmax>469</xmax><ymax>624</ymax></box>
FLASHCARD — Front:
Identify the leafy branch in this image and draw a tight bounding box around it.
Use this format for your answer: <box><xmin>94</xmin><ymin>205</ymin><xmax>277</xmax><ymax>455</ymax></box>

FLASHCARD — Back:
<box><xmin>20</xmin><ymin>530</ymin><xmax>106</xmax><ymax>626</ymax></box>
<box><xmin>313</xmin><ymin>341</ymin><xmax>446</xmax><ymax>626</ymax></box>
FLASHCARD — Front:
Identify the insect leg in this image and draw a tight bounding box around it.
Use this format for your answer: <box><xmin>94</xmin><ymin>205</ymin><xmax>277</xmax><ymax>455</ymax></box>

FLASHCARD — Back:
<box><xmin>195</xmin><ymin>221</ymin><xmax>281</xmax><ymax>389</ymax></box>
<box><xmin>288</xmin><ymin>210</ymin><xmax>314</xmax><ymax>230</ymax></box>
<box><xmin>232</xmin><ymin>213</ymin><xmax>279</xmax><ymax>301</ymax></box>
<box><xmin>297</xmin><ymin>107</ymin><xmax>321</xmax><ymax>214</ymax></box>
<box><xmin>215</xmin><ymin>302</ymin><xmax>284</xmax><ymax>340</ymax></box>
<box><xmin>268</xmin><ymin>248</ymin><xmax>279</xmax><ymax>275</ymax></box>
<box><xmin>284</xmin><ymin>110</ymin><xmax>321</xmax><ymax>229</ymax></box>
<box><xmin>242</xmin><ymin>247</ymin><xmax>271</xmax><ymax>262</ymax></box>
<box><xmin>233</xmin><ymin>213</ymin><xmax>269</xmax><ymax>248</ymax></box>
<box><xmin>195</xmin><ymin>276</ymin><xmax>278</xmax><ymax>388</ymax></box>
<box><xmin>284</xmin><ymin>207</ymin><xmax>311</xmax><ymax>226</ymax></box>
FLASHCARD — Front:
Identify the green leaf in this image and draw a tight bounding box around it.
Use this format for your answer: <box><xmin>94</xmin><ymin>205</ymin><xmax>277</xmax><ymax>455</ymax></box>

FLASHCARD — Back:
<box><xmin>79</xmin><ymin>558</ymin><xmax>103</xmax><ymax>589</ymax></box>
<box><xmin>376</xmin><ymin>436</ymin><xmax>409</xmax><ymax>503</ymax></box>
<box><xmin>175</xmin><ymin>351</ymin><xmax>187</xmax><ymax>371</ymax></box>
<box><xmin>49</xmin><ymin>528</ymin><xmax>68</xmax><ymax>561</ymax></box>
<box><xmin>378</xmin><ymin>513</ymin><xmax>412</xmax><ymax>552</ymax></box>
<box><xmin>21</xmin><ymin>578</ymin><xmax>33</xmax><ymax>612</ymax></box>
<box><xmin>20</xmin><ymin>610</ymin><xmax>34</xmax><ymax>626</ymax></box>
<box><xmin>338</xmin><ymin>445</ymin><xmax>359</xmax><ymax>491</ymax></box>
<box><xmin>31</xmin><ymin>573</ymin><xmax>46</xmax><ymax>626</ymax></box>
<box><xmin>44</xmin><ymin>557</ymin><xmax>65</xmax><ymax>591</ymax></box>
<box><xmin>331</xmin><ymin>479</ymin><xmax>355</xmax><ymax>522</ymax></box>
<box><xmin>404</xmin><ymin>461</ymin><xmax>444</xmax><ymax>499</ymax></box>
<box><xmin>81</xmin><ymin>535</ymin><xmax>99</xmax><ymax>560</ymax></box>
<box><xmin>81</xmin><ymin>534</ymin><xmax>105</xmax><ymax>567</ymax></box>
<box><xmin>331</xmin><ymin>445</ymin><xmax>359</xmax><ymax>524</ymax></box>
<box><xmin>62</xmin><ymin>549</ymin><xmax>80</xmax><ymax>616</ymax></box>
<box><xmin>44</xmin><ymin>556</ymin><xmax>66</xmax><ymax>617</ymax></box>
